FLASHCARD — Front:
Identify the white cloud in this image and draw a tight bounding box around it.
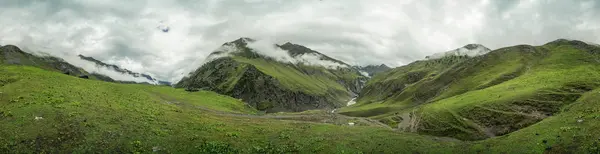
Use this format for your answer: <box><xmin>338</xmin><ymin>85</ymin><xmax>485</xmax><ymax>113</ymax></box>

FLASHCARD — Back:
<box><xmin>426</xmin><ymin>44</ymin><xmax>491</xmax><ymax>60</ymax></box>
<box><xmin>0</xmin><ymin>0</ymin><xmax>599</xmax><ymax>83</ymax></box>
<box><xmin>208</xmin><ymin>39</ymin><xmax>349</xmax><ymax>69</ymax></box>
<box><xmin>294</xmin><ymin>53</ymin><xmax>348</xmax><ymax>69</ymax></box>
<box><xmin>65</xmin><ymin>56</ymin><xmax>159</xmax><ymax>84</ymax></box>
<box><xmin>359</xmin><ymin>71</ymin><xmax>370</xmax><ymax>78</ymax></box>
<box><xmin>246</xmin><ymin>40</ymin><xmax>348</xmax><ymax>69</ymax></box>
<box><xmin>246</xmin><ymin>39</ymin><xmax>297</xmax><ymax>63</ymax></box>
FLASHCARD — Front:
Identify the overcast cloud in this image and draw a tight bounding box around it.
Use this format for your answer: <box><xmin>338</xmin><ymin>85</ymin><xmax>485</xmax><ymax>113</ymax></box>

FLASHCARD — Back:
<box><xmin>1</xmin><ymin>0</ymin><xmax>599</xmax><ymax>82</ymax></box>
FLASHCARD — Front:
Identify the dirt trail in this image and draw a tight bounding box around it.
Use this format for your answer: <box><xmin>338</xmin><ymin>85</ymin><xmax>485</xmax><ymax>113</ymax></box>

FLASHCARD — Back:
<box><xmin>397</xmin><ymin>112</ymin><xmax>411</xmax><ymax>131</ymax></box>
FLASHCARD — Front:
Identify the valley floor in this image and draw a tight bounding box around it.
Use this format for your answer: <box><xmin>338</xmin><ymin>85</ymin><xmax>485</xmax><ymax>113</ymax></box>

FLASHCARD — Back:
<box><xmin>1</xmin><ymin>65</ymin><xmax>599</xmax><ymax>153</ymax></box>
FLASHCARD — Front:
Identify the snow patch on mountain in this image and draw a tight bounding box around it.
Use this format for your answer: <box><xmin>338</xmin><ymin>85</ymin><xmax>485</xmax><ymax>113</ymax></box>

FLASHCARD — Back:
<box><xmin>426</xmin><ymin>44</ymin><xmax>491</xmax><ymax>60</ymax></box>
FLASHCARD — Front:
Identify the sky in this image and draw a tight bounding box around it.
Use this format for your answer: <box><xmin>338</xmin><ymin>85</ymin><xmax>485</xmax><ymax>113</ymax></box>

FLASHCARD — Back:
<box><xmin>1</xmin><ymin>0</ymin><xmax>599</xmax><ymax>83</ymax></box>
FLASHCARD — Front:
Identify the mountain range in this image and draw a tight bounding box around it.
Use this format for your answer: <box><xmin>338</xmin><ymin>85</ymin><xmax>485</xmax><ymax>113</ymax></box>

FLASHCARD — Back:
<box><xmin>77</xmin><ymin>55</ymin><xmax>171</xmax><ymax>85</ymax></box>
<box><xmin>175</xmin><ymin>38</ymin><xmax>368</xmax><ymax>112</ymax></box>
<box><xmin>0</xmin><ymin>45</ymin><xmax>113</xmax><ymax>81</ymax></box>
<box><xmin>2</xmin><ymin>38</ymin><xmax>600</xmax><ymax>153</ymax></box>
<box><xmin>341</xmin><ymin>39</ymin><xmax>600</xmax><ymax>141</ymax></box>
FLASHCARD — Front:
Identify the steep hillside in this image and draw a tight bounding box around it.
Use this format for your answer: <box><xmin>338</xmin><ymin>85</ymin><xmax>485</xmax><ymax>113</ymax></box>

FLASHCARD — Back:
<box><xmin>2</xmin><ymin>59</ymin><xmax>600</xmax><ymax>153</ymax></box>
<box><xmin>0</xmin><ymin>65</ymin><xmax>456</xmax><ymax>153</ymax></box>
<box><xmin>0</xmin><ymin>45</ymin><xmax>113</xmax><ymax>81</ymax></box>
<box><xmin>176</xmin><ymin>38</ymin><xmax>367</xmax><ymax>112</ymax></box>
<box><xmin>340</xmin><ymin>39</ymin><xmax>600</xmax><ymax>141</ymax></box>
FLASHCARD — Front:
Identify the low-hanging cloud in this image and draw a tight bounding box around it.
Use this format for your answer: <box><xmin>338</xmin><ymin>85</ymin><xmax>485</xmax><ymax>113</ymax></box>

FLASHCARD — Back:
<box><xmin>294</xmin><ymin>53</ymin><xmax>349</xmax><ymax>69</ymax></box>
<box><xmin>1</xmin><ymin>0</ymin><xmax>599</xmax><ymax>83</ymax></box>
<box><xmin>246</xmin><ymin>39</ymin><xmax>297</xmax><ymax>63</ymax></box>
<box><xmin>62</xmin><ymin>54</ymin><xmax>159</xmax><ymax>84</ymax></box>
<box><xmin>16</xmin><ymin>43</ymin><xmax>159</xmax><ymax>84</ymax></box>
<box><xmin>247</xmin><ymin>39</ymin><xmax>348</xmax><ymax>68</ymax></box>
<box><xmin>207</xmin><ymin>39</ymin><xmax>349</xmax><ymax>69</ymax></box>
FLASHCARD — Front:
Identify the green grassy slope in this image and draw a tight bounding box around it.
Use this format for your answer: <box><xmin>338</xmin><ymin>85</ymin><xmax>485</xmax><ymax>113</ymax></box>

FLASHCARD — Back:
<box><xmin>341</xmin><ymin>55</ymin><xmax>471</xmax><ymax>117</ymax></box>
<box><xmin>226</xmin><ymin>38</ymin><xmax>365</xmax><ymax>96</ymax></box>
<box><xmin>340</xmin><ymin>39</ymin><xmax>600</xmax><ymax>141</ymax></box>
<box><xmin>0</xmin><ymin>45</ymin><xmax>114</xmax><ymax>82</ymax></box>
<box><xmin>232</xmin><ymin>56</ymin><xmax>347</xmax><ymax>95</ymax></box>
<box><xmin>0</xmin><ymin>65</ymin><xmax>460</xmax><ymax>153</ymax></box>
<box><xmin>464</xmin><ymin>87</ymin><xmax>600</xmax><ymax>153</ymax></box>
<box><xmin>2</xmin><ymin>63</ymin><xmax>600</xmax><ymax>153</ymax></box>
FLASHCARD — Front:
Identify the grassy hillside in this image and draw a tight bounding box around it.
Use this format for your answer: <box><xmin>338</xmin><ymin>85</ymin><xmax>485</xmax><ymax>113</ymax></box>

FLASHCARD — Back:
<box><xmin>2</xmin><ymin>60</ymin><xmax>600</xmax><ymax>153</ymax></box>
<box><xmin>0</xmin><ymin>65</ymin><xmax>460</xmax><ymax>153</ymax></box>
<box><xmin>0</xmin><ymin>45</ymin><xmax>114</xmax><ymax>82</ymax></box>
<box><xmin>341</xmin><ymin>55</ymin><xmax>471</xmax><ymax>117</ymax></box>
<box><xmin>232</xmin><ymin>56</ymin><xmax>347</xmax><ymax>95</ymax></box>
<box><xmin>340</xmin><ymin>39</ymin><xmax>600</xmax><ymax>141</ymax></box>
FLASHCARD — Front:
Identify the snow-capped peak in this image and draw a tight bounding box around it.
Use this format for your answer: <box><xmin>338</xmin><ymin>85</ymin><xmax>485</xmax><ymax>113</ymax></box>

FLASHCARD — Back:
<box><xmin>426</xmin><ymin>44</ymin><xmax>491</xmax><ymax>60</ymax></box>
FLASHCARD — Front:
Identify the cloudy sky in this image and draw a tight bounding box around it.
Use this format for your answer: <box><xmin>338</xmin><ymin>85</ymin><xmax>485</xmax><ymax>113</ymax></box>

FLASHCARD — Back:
<box><xmin>1</xmin><ymin>0</ymin><xmax>599</xmax><ymax>82</ymax></box>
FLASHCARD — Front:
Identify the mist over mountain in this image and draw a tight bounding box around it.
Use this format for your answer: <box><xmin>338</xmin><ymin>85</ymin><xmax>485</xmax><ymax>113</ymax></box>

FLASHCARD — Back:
<box><xmin>2</xmin><ymin>0</ymin><xmax>598</xmax><ymax>83</ymax></box>
<box><xmin>4</xmin><ymin>35</ymin><xmax>600</xmax><ymax>153</ymax></box>
<box><xmin>176</xmin><ymin>38</ymin><xmax>367</xmax><ymax>112</ymax></box>
<box><xmin>425</xmin><ymin>44</ymin><xmax>492</xmax><ymax>60</ymax></box>
<box><xmin>2</xmin><ymin>0</ymin><xmax>600</xmax><ymax>153</ymax></box>
<box><xmin>78</xmin><ymin>55</ymin><xmax>171</xmax><ymax>85</ymax></box>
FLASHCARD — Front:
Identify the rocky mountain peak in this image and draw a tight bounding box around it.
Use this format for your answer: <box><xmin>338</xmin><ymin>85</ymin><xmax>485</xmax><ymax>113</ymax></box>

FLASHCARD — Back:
<box><xmin>278</xmin><ymin>42</ymin><xmax>318</xmax><ymax>57</ymax></box>
<box><xmin>226</xmin><ymin>37</ymin><xmax>256</xmax><ymax>47</ymax></box>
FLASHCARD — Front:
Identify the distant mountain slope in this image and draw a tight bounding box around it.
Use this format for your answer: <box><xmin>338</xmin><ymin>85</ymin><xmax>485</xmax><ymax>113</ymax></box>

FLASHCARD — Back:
<box><xmin>78</xmin><ymin>55</ymin><xmax>155</xmax><ymax>81</ymax></box>
<box><xmin>78</xmin><ymin>55</ymin><xmax>171</xmax><ymax>85</ymax></box>
<box><xmin>0</xmin><ymin>45</ymin><xmax>113</xmax><ymax>81</ymax></box>
<box><xmin>176</xmin><ymin>38</ymin><xmax>367</xmax><ymax>112</ymax></box>
<box><xmin>3</xmin><ymin>41</ymin><xmax>600</xmax><ymax>153</ymax></box>
<box><xmin>354</xmin><ymin>64</ymin><xmax>391</xmax><ymax>77</ymax></box>
<box><xmin>340</xmin><ymin>39</ymin><xmax>600</xmax><ymax>140</ymax></box>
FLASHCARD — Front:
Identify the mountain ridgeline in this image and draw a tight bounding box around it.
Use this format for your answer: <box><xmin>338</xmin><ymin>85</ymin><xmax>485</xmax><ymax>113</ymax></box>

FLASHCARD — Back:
<box><xmin>3</xmin><ymin>38</ymin><xmax>600</xmax><ymax>153</ymax></box>
<box><xmin>0</xmin><ymin>45</ymin><xmax>113</xmax><ymax>81</ymax></box>
<box><xmin>341</xmin><ymin>39</ymin><xmax>600</xmax><ymax>141</ymax></box>
<box><xmin>78</xmin><ymin>55</ymin><xmax>155</xmax><ymax>81</ymax></box>
<box><xmin>78</xmin><ymin>55</ymin><xmax>171</xmax><ymax>85</ymax></box>
<box><xmin>175</xmin><ymin>38</ymin><xmax>368</xmax><ymax>112</ymax></box>
<box><xmin>0</xmin><ymin>45</ymin><xmax>171</xmax><ymax>85</ymax></box>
